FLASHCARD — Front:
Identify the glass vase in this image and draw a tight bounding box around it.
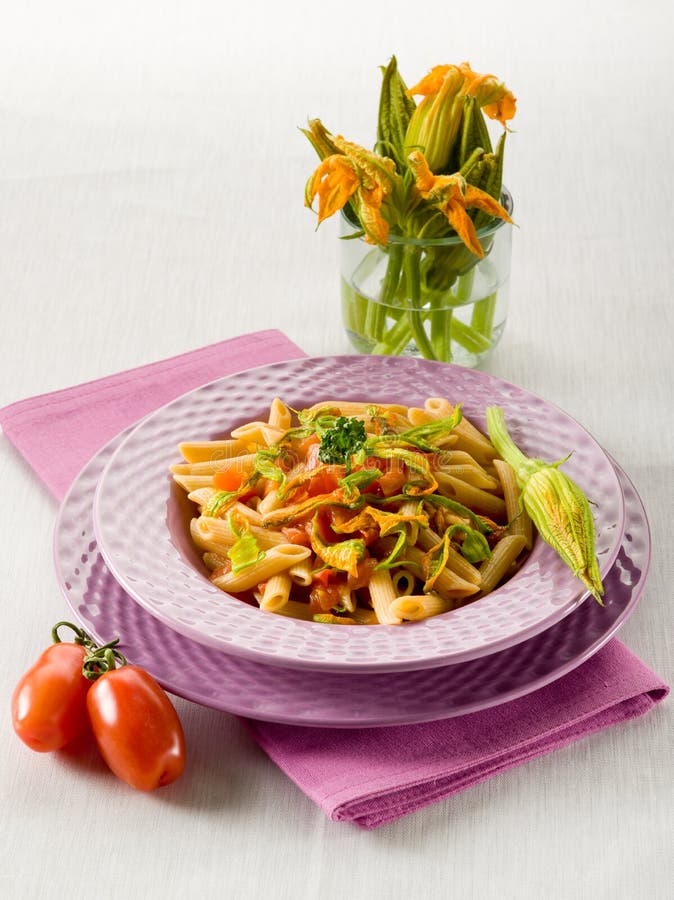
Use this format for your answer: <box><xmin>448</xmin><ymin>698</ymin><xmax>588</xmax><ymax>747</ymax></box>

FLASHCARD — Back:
<box><xmin>340</xmin><ymin>189</ymin><xmax>513</xmax><ymax>367</ymax></box>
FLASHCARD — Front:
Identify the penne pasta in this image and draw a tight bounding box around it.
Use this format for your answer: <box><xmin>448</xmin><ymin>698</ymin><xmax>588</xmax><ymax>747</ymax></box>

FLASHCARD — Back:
<box><xmin>493</xmin><ymin>459</ymin><xmax>534</xmax><ymax>550</ymax></box>
<box><xmin>477</xmin><ymin>534</ymin><xmax>527</xmax><ymax>594</ymax></box>
<box><xmin>190</xmin><ymin>516</ymin><xmax>287</xmax><ymax>555</ymax></box>
<box><xmin>435</xmin><ymin>471</ymin><xmax>507</xmax><ymax>520</ymax></box>
<box><xmin>415</xmin><ymin>528</ymin><xmax>482</xmax><ymax>585</ymax></box>
<box><xmin>287</xmin><ymin>556</ymin><xmax>313</xmax><ymax>587</ymax></box>
<box><xmin>390</xmin><ymin>593</ymin><xmax>453</xmax><ymax>620</ymax></box>
<box><xmin>259</xmin><ymin>573</ymin><xmax>292</xmax><ymax>612</ymax></box>
<box><xmin>211</xmin><ymin>544</ymin><xmax>311</xmax><ymax>593</ymax></box>
<box><xmin>260</xmin><ymin>599</ymin><xmax>316</xmax><ymax>621</ymax></box>
<box><xmin>187</xmin><ymin>486</ymin><xmax>219</xmax><ymax>511</ymax></box>
<box><xmin>404</xmin><ymin>545</ymin><xmax>480</xmax><ymax>602</ymax></box>
<box><xmin>349</xmin><ymin>607</ymin><xmax>379</xmax><ymax>625</ymax></box>
<box><xmin>172</xmin><ymin>474</ymin><xmax>216</xmax><ymax>492</ymax></box>
<box><xmin>230</xmin><ymin>422</ymin><xmax>286</xmax><ymax>449</ymax></box>
<box><xmin>202</xmin><ymin>551</ymin><xmax>229</xmax><ymax>570</ymax></box>
<box><xmin>368</xmin><ymin>568</ymin><xmax>403</xmax><ymax>626</ymax></box>
<box><xmin>178</xmin><ymin>439</ymin><xmax>247</xmax><ymax>462</ymax></box>
<box><xmin>171</xmin><ymin>394</ymin><xmax>543</xmax><ymax>625</ymax></box>
<box><xmin>435</xmin><ymin>463</ymin><xmax>500</xmax><ymax>490</ymax></box>
<box><xmin>268</xmin><ymin>397</ymin><xmax>292</xmax><ymax>430</ymax></box>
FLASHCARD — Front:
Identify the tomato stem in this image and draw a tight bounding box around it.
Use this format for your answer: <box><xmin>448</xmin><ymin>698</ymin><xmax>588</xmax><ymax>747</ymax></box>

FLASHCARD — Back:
<box><xmin>82</xmin><ymin>645</ymin><xmax>128</xmax><ymax>681</ymax></box>
<box><xmin>51</xmin><ymin>621</ymin><xmax>95</xmax><ymax>648</ymax></box>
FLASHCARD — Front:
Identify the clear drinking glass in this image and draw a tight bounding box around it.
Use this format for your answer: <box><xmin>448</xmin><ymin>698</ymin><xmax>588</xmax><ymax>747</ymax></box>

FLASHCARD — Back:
<box><xmin>340</xmin><ymin>189</ymin><xmax>513</xmax><ymax>367</ymax></box>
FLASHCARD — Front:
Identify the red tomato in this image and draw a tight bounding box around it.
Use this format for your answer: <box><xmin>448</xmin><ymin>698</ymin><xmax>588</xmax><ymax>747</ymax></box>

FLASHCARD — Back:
<box><xmin>213</xmin><ymin>469</ymin><xmax>246</xmax><ymax>492</ymax></box>
<box><xmin>281</xmin><ymin>525</ymin><xmax>311</xmax><ymax>547</ymax></box>
<box><xmin>296</xmin><ymin>434</ymin><xmax>320</xmax><ymax>460</ymax></box>
<box><xmin>12</xmin><ymin>642</ymin><xmax>90</xmax><ymax>752</ymax></box>
<box><xmin>311</xmin><ymin>568</ymin><xmax>335</xmax><ymax>588</ymax></box>
<box><xmin>374</xmin><ymin>468</ymin><xmax>408</xmax><ymax>496</ymax></box>
<box><xmin>87</xmin><ymin>665</ymin><xmax>185</xmax><ymax>791</ymax></box>
<box><xmin>306</xmin><ymin>469</ymin><xmax>340</xmax><ymax>497</ymax></box>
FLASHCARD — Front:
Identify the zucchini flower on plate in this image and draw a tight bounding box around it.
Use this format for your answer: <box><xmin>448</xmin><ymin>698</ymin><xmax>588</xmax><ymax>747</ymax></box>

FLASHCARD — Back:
<box><xmin>485</xmin><ymin>406</ymin><xmax>605</xmax><ymax>604</ymax></box>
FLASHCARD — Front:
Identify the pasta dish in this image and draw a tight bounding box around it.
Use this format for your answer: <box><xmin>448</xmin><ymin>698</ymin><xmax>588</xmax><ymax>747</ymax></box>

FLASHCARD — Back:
<box><xmin>170</xmin><ymin>397</ymin><xmax>532</xmax><ymax>625</ymax></box>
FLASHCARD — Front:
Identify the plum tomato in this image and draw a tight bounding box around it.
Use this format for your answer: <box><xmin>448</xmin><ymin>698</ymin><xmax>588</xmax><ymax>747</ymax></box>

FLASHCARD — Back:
<box><xmin>86</xmin><ymin>664</ymin><xmax>186</xmax><ymax>791</ymax></box>
<box><xmin>12</xmin><ymin>634</ymin><xmax>90</xmax><ymax>753</ymax></box>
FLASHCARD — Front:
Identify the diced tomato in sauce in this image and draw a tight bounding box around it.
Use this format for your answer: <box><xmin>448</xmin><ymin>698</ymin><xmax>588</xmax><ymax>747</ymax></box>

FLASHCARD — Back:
<box><xmin>213</xmin><ymin>469</ymin><xmax>247</xmax><ymax>492</ymax></box>
<box><xmin>281</xmin><ymin>525</ymin><xmax>311</xmax><ymax>547</ymax></box>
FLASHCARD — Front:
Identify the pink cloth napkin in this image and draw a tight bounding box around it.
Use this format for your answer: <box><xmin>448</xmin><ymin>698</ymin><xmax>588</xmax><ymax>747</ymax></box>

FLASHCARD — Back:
<box><xmin>1</xmin><ymin>329</ymin><xmax>668</xmax><ymax>828</ymax></box>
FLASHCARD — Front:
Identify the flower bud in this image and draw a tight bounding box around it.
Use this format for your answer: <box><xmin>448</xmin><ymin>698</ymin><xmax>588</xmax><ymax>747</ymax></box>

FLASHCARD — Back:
<box><xmin>404</xmin><ymin>65</ymin><xmax>465</xmax><ymax>172</ymax></box>
<box><xmin>485</xmin><ymin>406</ymin><xmax>604</xmax><ymax>603</ymax></box>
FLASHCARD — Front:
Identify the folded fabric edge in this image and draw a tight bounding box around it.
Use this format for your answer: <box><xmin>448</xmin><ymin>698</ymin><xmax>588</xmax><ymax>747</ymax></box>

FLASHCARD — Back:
<box><xmin>335</xmin><ymin>687</ymin><xmax>668</xmax><ymax>829</ymax></box>
<box><xmin>0</xmin><ymin>329</ymin><xmax>294</xmax><ymax>425</ymax></box>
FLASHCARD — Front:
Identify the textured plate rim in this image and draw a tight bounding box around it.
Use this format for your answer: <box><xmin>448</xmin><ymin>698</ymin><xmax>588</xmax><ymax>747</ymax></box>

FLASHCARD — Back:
<box><xmin>91</xmin><ymin>355</ymin><xmax>626</xmax><ymax>673</ymax></box>
<box><xmin>53</xmin><ymin>439</ymin><xmax>649</xmax><ymax>727</ymax></box>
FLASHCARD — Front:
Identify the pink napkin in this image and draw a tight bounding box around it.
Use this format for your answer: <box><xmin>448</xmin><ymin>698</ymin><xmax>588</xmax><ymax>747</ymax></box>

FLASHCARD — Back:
<box><xmin>1</xmin><ymin>329</ymin><xmax>668</xmax><ymax>828</ymax></box>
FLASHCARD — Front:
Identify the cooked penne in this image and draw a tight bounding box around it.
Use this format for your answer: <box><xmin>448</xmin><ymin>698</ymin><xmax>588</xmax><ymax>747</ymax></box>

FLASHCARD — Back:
<box><xmin>190</xmin><ymin>516</ymin><xmax>287</xmax><ymax>554</ymax></box>
<box><xmin>350</xmin><ymin>606</ymin><xmax>379</xmax><ymax>625</ymax></box>
<box><xmin>404</xmin><ymin>545</ymin><xmax>480</xmax><ymax>601</ymax></box>
<box><xmin>287</xmin><ymin>556</ymin><xmax>313</xmax><ymax>587</ymax></box>
<box><xmin>172</xmin><ymin>395</ymin><xmax>543</xmax><ymax>625</ymax></box>
<box><xmin>424</xmin><ymin>398</ymin><xmax>499</xmax><ymax>463</ymax></box>
<box><xmin>211</xmin><ymin>544</ymin><xmax>311</xmax><ymax>592</ymax></box>
<box><xmin>173</xmin><ymin>474</ymin><xmax>217</xmax><ymax>492</ymax></box>
<box><xmin>303</xmin><ymin>400</ymin><xmax>408</xmax><ymax>418</ymax></box>
<box><xmin>391</xmin><ymin>568</ymin><xmax>417</xmax><ymax>596</ymax></box>
<box><xmin>202</xmin><ymin>551</ymin><xmax>229</xmax><ymax>570</ymax></box>
<box><xmin>477</xmin><ymin>534</ymin><xmax>527</xmax><ymax>594</ymax></box>
<box><xmin>390</xmin><ymin>593</ymin><xmax>452</xmax><ymax>620</ymax></box>
<box><xmin>415</xmin><ymin>528</ymin><xmax>482</xmax><ymax>585</ymax></box>
<box><xmin>230</xmin><ymin>422</ymin><xmax>286</xmax><ymax>448</ymax></box>
<box><xmin>178</xmin><ymin>439</ymin><xmax>247</xmax><ymax>463</ymax></box>
<box><xmin>259</xmin><ymin>573</ymin><xmax>292</xmax><ymax>611</ymax></box>
<box><xmin>436</xmin><ymin>463</ymin><xmax>500</xmax><ymax>490</ymax></box>
<box><xmin>368</xmin><ymin>568</ymin><xmax>403</xmax><ymax>625</ymax></box>
<box><xmin>268</xmin><ymin>397</ymin><xmax>292</xmax><ymax>430</ymax></box>
<box><xmin>260</xmin><ymin>599</ymin><xmax>316</xmax><ymax>621</ymax></box>
<box><xmin>399</xmin><ymin>499</ymin><xmax>422</xmax><ymax>544</ymax></box>
<box><xmin>435</xmin><ymin>471</ymin><xmax>507</xmax><ymax>520</ymax></box>
<box><xmin>494</xmin><ymin>459</ymin><xmax>534</xmax><ymax>550</ymax></box>
<box><xmin>187</xmin><ymin>486</ymin><xmax>219</xmax><ymax>511</ymax></box>
<box><xmin>170</xmin><ymin>458</ymin><xmax>252</xmax><ymax>477</ymax></box>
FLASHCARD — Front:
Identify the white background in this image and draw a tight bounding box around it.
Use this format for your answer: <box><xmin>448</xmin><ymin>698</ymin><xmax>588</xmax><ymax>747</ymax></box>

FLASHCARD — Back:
<box><xmin>1</xmin><ymin>2</ymin><xmax>672</xmax><ymax>897</ymax></box>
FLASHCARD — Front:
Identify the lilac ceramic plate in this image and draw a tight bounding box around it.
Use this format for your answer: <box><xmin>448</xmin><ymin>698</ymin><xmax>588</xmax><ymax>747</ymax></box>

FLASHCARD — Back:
<box><xmin>55</xmin><ymin>432</ymin><xmax>648</xmax><ymax>727</ymax></box>
<box><xmin>92</xmin><ymin>356</ymin><xmax>625</xmax><ymax>673</ymax></box>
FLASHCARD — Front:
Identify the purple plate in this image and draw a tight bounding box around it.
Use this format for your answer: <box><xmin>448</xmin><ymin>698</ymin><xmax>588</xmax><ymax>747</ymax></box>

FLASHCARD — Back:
<box><xmin>91</xmin><ymin>356</ymin><xmax>625</xmax><ymax>672</ymax></box>
<box><xmin>54</xmin><ymin>433</ymin><xmax>648</xmax><ymax>727</ymax></box>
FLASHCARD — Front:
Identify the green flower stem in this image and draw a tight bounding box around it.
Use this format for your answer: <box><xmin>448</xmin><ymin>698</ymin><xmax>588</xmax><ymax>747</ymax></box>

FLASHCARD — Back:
<box><xmin>430</xmin><ymin>298</ymin><xmax>453</xmax><ymax>361</ymax></box>
<box><xmin>449</xmin><ymin>318</ymin><xmax>493</xmax><ymax>354</ymax></box>
<box><xmin>403</xmin><ymin>246</ymin><xmax>438</xmax><ymax>360</ymax></box>
<box><xmin>470</xmin><ymin>290</ymin><xmax>498</xmax><ymax>339</ymax></box>
<box><xmin>363</xmin><ymin>244</ymin><xmax>403</xmax><ymax>342</ymax></box>
<box><xmin>455</xmin><ymin>267</ymin><xmax>476</xmax><ymax>302</ymax></box>
<box><xmin>373</xmin><ymin>315</ymin><xmax>414</xmax><ymax>355</ymax></box>
<box><xmin>341</xmin><ymin>278</ymin><xmax>368</xmax><ymax>334</ymax></box>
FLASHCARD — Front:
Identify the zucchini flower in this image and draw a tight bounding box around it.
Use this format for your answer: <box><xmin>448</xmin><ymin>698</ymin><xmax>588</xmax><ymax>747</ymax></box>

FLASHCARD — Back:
<box><xmin>404</xmin><ymin>64</ymin><xmax>465</xmax><ymax>172</ymax></box>
<box><xmin>458</xmin><ymin>62</ymin><xmax>517</xmax><ymax>127</ymax></box>
<box><xmin>404</xmin><ymin>62</ymin><xmax>516</xmax><ymax>172</ymax></box>
<box><xmin>304</xmin><ymin>122</ymin><xmax>400</xmax><ymax>245</ymax></box>
<box><xmin>408</xmin><ymin>150</ymin><xmax>513</xmax><ymax>257</ymax></box>
<box><xmin>485</xmin><ymin>407</ymin><xmax>604</xmax><ymax>604</ymax></box>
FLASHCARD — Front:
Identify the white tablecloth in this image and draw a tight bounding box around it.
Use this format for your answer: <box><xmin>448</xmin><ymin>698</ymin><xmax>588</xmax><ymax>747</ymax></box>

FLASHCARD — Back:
<box><xmin>1</xmin><ymin>2</ymin><xmax>672</xmax><ymax>897</ymax></box>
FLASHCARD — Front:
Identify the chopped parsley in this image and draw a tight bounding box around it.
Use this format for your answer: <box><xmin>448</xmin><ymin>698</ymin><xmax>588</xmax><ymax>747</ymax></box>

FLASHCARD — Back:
<box><xmin>317</xmin><ymin>416</ymin><xmax>367</xmax><ymax>474</ymax></box>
